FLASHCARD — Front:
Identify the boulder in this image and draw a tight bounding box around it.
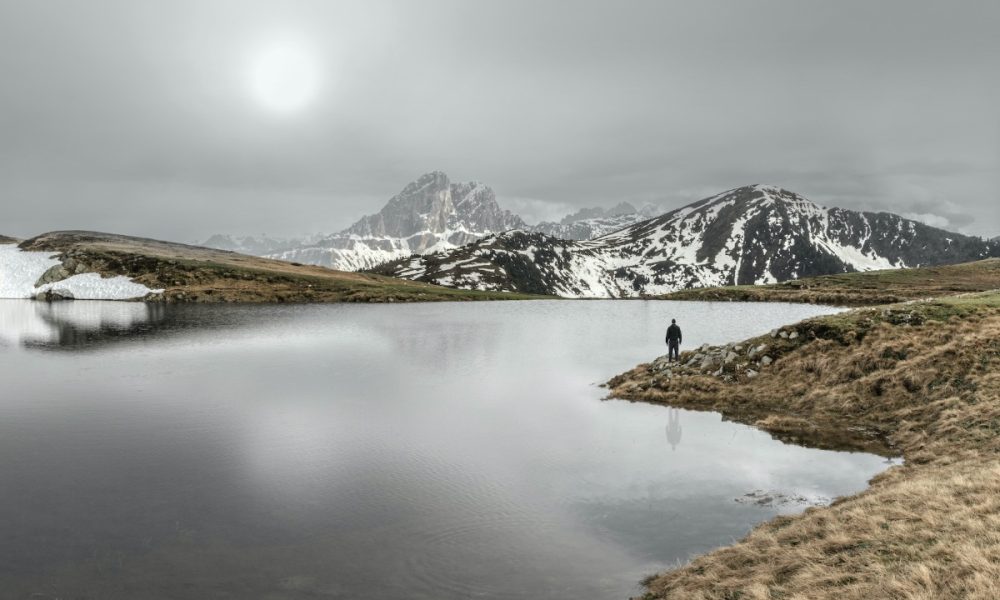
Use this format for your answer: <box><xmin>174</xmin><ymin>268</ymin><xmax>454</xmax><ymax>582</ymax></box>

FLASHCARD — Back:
<box><xmin>35</xmin><ymin>264</ymin><xmax>71</xmax><ymax>287</ymax></box>
<box><xmin>35</xmin><ymin>288</ymin><xmax>75</xmax><ymax>302</ymax></box>
<box><xmin>760</xmin><ymin>355</ymin><xmax>773</xmax><ymax>366</ymax></box>
<box><xmin>789</xmin><ymin>331</ymin><xmax>799</xmax><ymax>340</ymax></box>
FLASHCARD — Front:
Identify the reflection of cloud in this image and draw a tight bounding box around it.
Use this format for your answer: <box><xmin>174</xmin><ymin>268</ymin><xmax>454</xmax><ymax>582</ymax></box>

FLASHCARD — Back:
<box><xmin>239</xmin><ymin>401</ymin><xmax>350</xmax><ymax>504</ymax></box>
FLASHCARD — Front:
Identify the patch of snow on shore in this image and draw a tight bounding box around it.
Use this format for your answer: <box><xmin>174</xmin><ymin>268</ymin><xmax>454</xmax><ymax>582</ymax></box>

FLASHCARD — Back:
<box><xmin>0</xmin><ymin>245</ymin><xmax>162</xmax><ymax>300</ymax></box>
<box><xmin>0</xmin><ymin>245</ymin><xmax>61</xmax><ymax>298</ymax></box>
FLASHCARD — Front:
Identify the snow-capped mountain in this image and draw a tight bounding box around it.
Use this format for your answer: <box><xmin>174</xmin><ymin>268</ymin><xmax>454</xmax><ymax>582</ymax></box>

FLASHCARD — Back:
<box><xmin>373</xmin><ymin>185</ymin><xmax>1000</xmax><ymax>298</ymax></box>
<box><xmin>201</xmin><ymin>183</ymin><xmax>663</xmax><ymax>266</ymax></box>
<box><xmin>530</xmin><ymin>202</ymin><xmax>663</xmax><ymax>240</ymax></box>
<box><xmin>225</xmin><ymin>172</ymin><xmax>525</xmax><ymax>271</ymax></box>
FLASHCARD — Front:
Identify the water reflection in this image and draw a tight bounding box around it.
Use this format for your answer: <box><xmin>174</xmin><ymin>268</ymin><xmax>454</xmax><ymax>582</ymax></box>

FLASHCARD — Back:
<box><xmin>665</xmin><ymin>407</ymin><xmax>683</xmax><ymax>451</ymax></box>
<box><xmin>0</xmin><ymin>299</ymin><xmax>884</xmax><ymax>599</ymax></box>
<box><xmin>0</xmin><ymin>300</ymin><xmax>161</xmax><ymax>349</ymax></box>
<box><xmin>0</xmin><ymin>300</ymin><xmax>270</xmax><ymax>351</ymax></box>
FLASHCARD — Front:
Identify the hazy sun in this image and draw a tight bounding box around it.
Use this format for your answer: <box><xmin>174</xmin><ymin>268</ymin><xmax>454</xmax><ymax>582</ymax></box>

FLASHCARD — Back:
<box><xmin>249</xmin><ymin>41</ymin><xmax>322</xmax><ymax>113</ymax></box>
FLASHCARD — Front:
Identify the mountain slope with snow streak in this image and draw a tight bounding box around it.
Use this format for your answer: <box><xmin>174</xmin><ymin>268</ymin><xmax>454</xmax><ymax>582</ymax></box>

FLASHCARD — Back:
<box><xmin>374</xmin><ymin>185</ymin><xmax>1000</xmax><ymax>298</ymax></box>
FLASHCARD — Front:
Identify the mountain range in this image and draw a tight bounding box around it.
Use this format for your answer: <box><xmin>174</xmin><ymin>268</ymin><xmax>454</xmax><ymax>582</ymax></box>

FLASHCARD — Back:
<box><xmin>200</xmin><ymin>172</ymin><xmax>998</xmax><ymax>298</ymax></box>
<box><xmin>372</xmin><ymin>184</ymin><xmax>1000</xmax><ymax>298</ymax></box>
<box><xmin>200</xmin><ymin>171</ymin><xmax>660</xmax><ymax>270</ymax></box>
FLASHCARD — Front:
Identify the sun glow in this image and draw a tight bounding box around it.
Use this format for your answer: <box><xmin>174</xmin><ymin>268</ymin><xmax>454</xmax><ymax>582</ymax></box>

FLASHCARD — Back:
<box><xmin>249</xmin><ymin>41</ymin><xmax>322</xmax><ymax>113</ymax></box>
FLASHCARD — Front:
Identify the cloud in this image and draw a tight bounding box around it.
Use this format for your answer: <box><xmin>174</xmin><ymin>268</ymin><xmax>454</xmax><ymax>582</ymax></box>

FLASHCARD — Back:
<box><xmin>501</xmin><ymin>197</ymin><xmax>576</xmax><ymax>227</ymax></box>
<box><xmin>0</xmin><ymin>1</ymin><xmax>997</xmax><ymax>239</ymax></box>
<box><xmin>902</xmin><ymin>213</ymin><xmax>951</xmax><ymax>229</ymax></box>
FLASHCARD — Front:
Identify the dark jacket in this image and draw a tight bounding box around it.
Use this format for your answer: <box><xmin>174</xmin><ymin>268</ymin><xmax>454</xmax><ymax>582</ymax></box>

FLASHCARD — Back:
<box><xmin>666</xmin><ymin>324</ymin><xmax>682</xmax><ymax>344</ymax></box>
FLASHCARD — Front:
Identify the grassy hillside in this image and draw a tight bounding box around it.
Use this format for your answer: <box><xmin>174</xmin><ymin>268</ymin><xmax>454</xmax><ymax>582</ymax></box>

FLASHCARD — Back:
<box><xmin>657</xmin><ymin>258</ymin><xmax>1000</xmax><ymax>305</ymax></box>
<box><xmin>17</xmin><ymin>231</ymin><xmax>544</xmax><ymax>303</ymax></box>
<box><xmin>608</xmin><ymin>291</ymin><xmax>1000</xmax><ymax>599</ymax></box>
<box><xmin>0</xmin><ymin>234</ymin><xmax>21</xmax><ymax>244</ymax></box>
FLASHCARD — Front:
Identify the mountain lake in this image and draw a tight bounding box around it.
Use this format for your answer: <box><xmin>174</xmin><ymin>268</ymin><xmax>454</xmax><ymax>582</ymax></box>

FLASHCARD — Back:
<box><xmin>0</xmin><ymin>299</ymin><xmax>892</xmax><ymax>599</ymax></box>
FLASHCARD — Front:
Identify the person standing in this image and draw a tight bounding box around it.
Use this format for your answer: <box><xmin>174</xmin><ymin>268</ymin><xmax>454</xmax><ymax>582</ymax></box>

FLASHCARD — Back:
<box><xmin>665</xmin><ymin>318</ymin><xmax>682</xmax><ymax>362</ymax></box>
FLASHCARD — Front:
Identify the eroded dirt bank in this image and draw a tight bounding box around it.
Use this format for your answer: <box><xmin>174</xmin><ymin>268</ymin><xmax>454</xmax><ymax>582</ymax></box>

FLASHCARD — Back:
<box><xmin>608</xmin><ymin>293</ymin><xmax>1000</xmax><ymax>599</ymax></box>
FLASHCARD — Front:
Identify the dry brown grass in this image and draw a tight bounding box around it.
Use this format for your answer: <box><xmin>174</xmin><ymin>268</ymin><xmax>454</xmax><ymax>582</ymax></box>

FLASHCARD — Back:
<box><xmin>608</xmin><ymin>293</ymin><xmax>1000</xmax><ymax>599</ymax></box>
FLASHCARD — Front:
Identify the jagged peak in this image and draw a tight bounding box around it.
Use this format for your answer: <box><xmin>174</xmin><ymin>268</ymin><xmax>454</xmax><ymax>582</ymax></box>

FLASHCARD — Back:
<box><xmin>393</xmin><ymin>171</ymin><xmax>451</xmax><ymax>197</ymax></box>
<box><xmin>419</xmin><ymin>170</ymin><xmax>449</xmax><ymax>180</ymax></box>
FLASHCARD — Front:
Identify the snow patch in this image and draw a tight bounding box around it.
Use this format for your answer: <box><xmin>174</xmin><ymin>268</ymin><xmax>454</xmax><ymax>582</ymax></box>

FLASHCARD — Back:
<box><xmin>0</xmin><ymin>245</ymin><xmax>162</xmax><ymax>300</ymax></box>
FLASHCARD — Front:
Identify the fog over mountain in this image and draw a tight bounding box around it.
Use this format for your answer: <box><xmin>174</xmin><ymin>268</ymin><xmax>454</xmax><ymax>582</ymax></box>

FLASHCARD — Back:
<box><xmin>0</xmin><ymin>1</ymin><xmax>997</xmax><ymax>241</ymax></box>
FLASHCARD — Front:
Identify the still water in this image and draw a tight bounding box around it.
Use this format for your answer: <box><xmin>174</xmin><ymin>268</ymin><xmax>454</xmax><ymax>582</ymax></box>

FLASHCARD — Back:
<box><xmin>0</xmin><ymin>300</ymin><xmax>887</xmax><ymax>599</ymax></box>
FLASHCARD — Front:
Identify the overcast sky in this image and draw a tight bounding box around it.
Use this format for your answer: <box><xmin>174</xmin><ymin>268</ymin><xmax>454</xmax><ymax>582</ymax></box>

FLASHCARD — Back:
<box><xmin>1</xmin><ymin>0</ymin><xmax>998</xmax><ymax>241</ymax></box>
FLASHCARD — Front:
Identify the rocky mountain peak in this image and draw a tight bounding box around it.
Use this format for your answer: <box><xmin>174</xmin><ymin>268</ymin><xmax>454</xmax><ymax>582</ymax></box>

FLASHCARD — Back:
<box><xmin>342</xmin><ymin>171</ymin><xmax>524</xmax><ymax>241</ymax></box>
<box><xmin>390</xmin><ymin>171</ymin><xmax>450</xmax><ymax>204</ymax></box>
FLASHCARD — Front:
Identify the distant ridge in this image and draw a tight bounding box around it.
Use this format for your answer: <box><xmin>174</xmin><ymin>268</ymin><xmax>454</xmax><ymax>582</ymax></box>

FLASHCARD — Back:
<box><xmin>529</xmin><ymin>201</ymin><xmax>663</xmax><ymax>240</ymax></box>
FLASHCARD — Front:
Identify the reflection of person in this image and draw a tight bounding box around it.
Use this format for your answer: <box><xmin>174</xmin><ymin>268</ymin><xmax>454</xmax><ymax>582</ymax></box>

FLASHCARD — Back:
<box><xmin>665</xmin><ymin>319</ymin><xmax>682</xmax><ymax>362</ymax></box>
<box><xmin>666</xmin><ymin>408</ymin><xmax>682</xmax><ymax>450</ymax></box>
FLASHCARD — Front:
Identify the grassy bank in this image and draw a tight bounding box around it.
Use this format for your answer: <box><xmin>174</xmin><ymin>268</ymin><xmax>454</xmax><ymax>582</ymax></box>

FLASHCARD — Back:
<box><xmin>18</xmin><ymin>231</ymin><xmax>545</xmax><ymax>303</ymax></box>
<box><xmin>657</xmin><ymin>258</ymin><xmax>1000</xmax><ymax>305</ymax></box>
<box><xmin>608</xmin><ymin>291</ymin><xmax>1000</xmax><ymax>599</ymax></box>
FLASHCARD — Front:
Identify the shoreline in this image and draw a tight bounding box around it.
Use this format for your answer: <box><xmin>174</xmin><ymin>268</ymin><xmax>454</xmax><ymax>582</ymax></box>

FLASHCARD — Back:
<box><xmin>607</xmin><ymin>291</ymin><xmax>1000</xmax><ymax>599</ymax></box>
<box><xmin>4</xmin><ymin>232</ymin><xmax>549</xmax><ymax>304</ymax></box>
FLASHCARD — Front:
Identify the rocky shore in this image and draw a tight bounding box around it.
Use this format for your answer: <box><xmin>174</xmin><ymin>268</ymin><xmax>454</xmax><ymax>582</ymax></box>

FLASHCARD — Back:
<box><xmin>609</xmin><ymin>291</ymin><xmax>1000</xmax><ymax>599</ymax></box>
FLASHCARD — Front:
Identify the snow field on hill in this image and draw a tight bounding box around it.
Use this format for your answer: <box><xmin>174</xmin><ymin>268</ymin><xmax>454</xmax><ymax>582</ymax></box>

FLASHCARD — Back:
<box><xmin>0</xmin><ymin>244</ymin><xmax>162</xmax><ymax>300</ymax></box>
